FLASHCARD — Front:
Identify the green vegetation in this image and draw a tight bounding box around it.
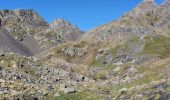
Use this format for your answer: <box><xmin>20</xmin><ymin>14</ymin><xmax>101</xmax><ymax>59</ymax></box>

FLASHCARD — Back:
<box><xmin>19</xmin><ymin>67</ymin><xmax>36</xmax><ymax>76</ymax></box>
<box><xmin>90</xmin><ymin>59</ymin><xmax>115</xmax><ymax>70</ymax></box>
<box><xmin>12</xmin><ymin>32</ymin><xmax>22</xmax><ymax>37</ymax></box>
<box><xmin>142</xmin><ymin>35</ymin><xmax>170</xmax><ymax>58</ymax></box>
<box><xmin>117</xmin><ymin>63</ymin><xmax>165</xmax><ymax>90</ymax></box>
<box><xmin>0</xmin><ymin>53</ymin><xmax>38</xmax><ymax>76</ymax></box>
<box><xmin>48</xmin><ymin>92</ymin><xmax>103</xmax><ymax>100</ymax></box>
<box><xmin>145</xmin><ymin>13</ymin><xmax>160</xmax><ymax>25</ymax></box>
<box><xmin>90</xmin><ymin>59</ymin><xmax>102</xmax><ymax>67</ymax></box>
<box><xmin>111</xmin><ymin>45</ymin><xmax>120</xmax><ymax>56</ymax></box>
<box><xmin>129</xmin><ymin>36</ymin><xmax>139</xmax><ymax>43</ymax></box>
<box><xmin>94</xmin><ymin>70</ymin><xmax>108</xmax><ymax>80</ymax></box>
<box><xmin>73</xmin><ymin>41</ymin><xmax>87</xmax><ymax>48</ymax></box>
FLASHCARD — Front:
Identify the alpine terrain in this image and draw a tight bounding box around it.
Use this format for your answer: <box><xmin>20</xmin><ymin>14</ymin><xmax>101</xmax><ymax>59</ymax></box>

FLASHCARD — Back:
<box><xmin>0</xmin><ymin>0</ymin><xmax>170</xmax><ymax>100</ymax></box>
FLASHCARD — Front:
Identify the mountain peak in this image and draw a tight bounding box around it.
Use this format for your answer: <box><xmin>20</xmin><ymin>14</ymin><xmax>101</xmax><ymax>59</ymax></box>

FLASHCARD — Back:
<box><xmin>50</xmin><ymin>18</ymin><xmax>71</xmax><ymax>29</ymax></box>
<box><xmin>162</xmin><ymin>0</ymin><xmax>170</xmax><ymax>5</ymax></box>
<box><xmin>142</xmin><ymin>0</ymin><xmax>155</xmax><ymax>3</ymax></box>
<box><xmin>165</xmin><ymin>0</ymin><xmax>170</xmax><ymax>3</ymax></box>
<box><xmin>50</xmin><ymin>18</ymin><xmax>78</xmax><ymax>30</ymax></box>
<box><xmin>139</xmin><ymin>0</ymin><xmax>156</xmax><ymax>9</ymax></box>
<box><xmin>0</xmin><ymin>9</ymin><xmax>48</xmax><ymax>27</ymax></box>
<box><xmin>132</xmin><ymin>0</ymin><xmax>156</xmax><ymax>15</ymax></box>
<box><xmin>13</xmin><ymin>9</ymin><xmax>35</xmax><ymax>15</ymax></box>
<box><xmin>0</xmin><ymin>9</ymin><xmax>39</xmax><ymax>19</ymax></box>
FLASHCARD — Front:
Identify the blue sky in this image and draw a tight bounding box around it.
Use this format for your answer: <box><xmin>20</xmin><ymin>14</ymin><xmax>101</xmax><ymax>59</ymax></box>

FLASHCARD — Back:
<box><xmin>0</xmin><ymin>0</ymin><xmax>164</xmax><ymax>30</ymax></box>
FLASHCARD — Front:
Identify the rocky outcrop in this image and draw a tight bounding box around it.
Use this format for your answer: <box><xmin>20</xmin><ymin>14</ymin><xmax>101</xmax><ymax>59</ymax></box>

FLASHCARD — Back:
<box><xmin>0</xmin><ymin>9</ymin><xmax>47</xmax><ymax>56</ymax></box>
<box><xmin>0</xmin><ymin>9</ymin><xmax>83</xmax><ymax>56</ymax></box>
<box><xmin>0</xmin><ymin>9</ymin><xmax>48</xmax><ymax>27</ymax></box>
<box><xmin>135</xmin><ymin>0</ymin><xmax>156</xmax><ymax>13</ymax></box>
<box><xmin>0</xmin><ymin>54</ymin><xmax>92</xmax><ymax>98</ymax></box>
<box><xmin>1</xmin><ymin>0</ymin><xmax>170</xmax><ymax>99</ymax></box>
<box><xmin>50</xmin><ymin>18</ymin><xmax>77</xmax><ymax>30</ymax></box>
<box><xmin>0</xmin><ymin>9</ymin><xmax>48</xmax><ymax>39</ymax></box>
<box><xmin>51</xmin><ymin>19</ymin><xmax>82</xmax><ymax>40</ymax></box>
<box><xmin>0</xmin><ymin>28</ymin><xmax>42</xmax><ymax>56</ymax></box>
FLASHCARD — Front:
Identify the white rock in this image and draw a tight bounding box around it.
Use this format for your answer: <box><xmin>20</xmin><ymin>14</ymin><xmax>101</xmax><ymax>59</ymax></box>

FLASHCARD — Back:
<box><xmin>54</xmin><ymin>93</ymin><xmax>60</xmax><ymax>97</ymax></box>
<box><xmin>119</xmin><ymin>88</ymin><xmax>128</xmax><ymax>93</ymax></box>
<box><xmin>63</xmin><ymin>87</ymin><xmax>76</xmax><ymax>94</ymax></box>
<box><xmin>11</xmin><ymin>61</ymin><xmax>17</xmax><ymax>68</ymax></box>
<box><xmin>0</xmin><ymin>79</ymin><xmax>5</xmax><ymax>83</ymax></box>
<box><xmin>0</xmin><ymin>50</ymin><xmax>4</xmax><ymax>56</ymax></box>
<box><xmin>127</xmin><ymin>66</ymin><xmax>137</xmax><ymax>74</ymax></box>
<box><xmin>60</xmin><ymin>86</ymin><xmax>76</xmax><ymax>94</ymax></box>
<box><xmin>115</xmin><ymin>61</ymin><xmax>124</xmax><ymax>66</ymax></box>
<box><xmin>113</xmin><ymin>67</ymin><xmax>121</xmax><ymax>72</ymax></box>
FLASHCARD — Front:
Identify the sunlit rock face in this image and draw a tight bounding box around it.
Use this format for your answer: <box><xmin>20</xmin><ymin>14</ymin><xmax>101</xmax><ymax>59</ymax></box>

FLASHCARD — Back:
<box><xmin>132</xmin><ymin>0</ymin><xmax>156</xmax><ymax>15</ymax></box>
<box><xmin>0</xmin><ymin>9</ymin><xmax>84</xmax><ymax>56</ymax></box>
<box><xmin>0</xmin><ymin>9</ymin><xmax>47</xmax><ymax>56</ymax></box>
<box><xmin>50</xmin><ymin>18</ymin><xmax>77</xmax><ymax>30</ymax></box>
<box><xmin>1</xmin><ymin>0</ymin><xmax>170</xmax><ymax>99</ymax></box>
<box><xmin>47</xmin><ymin>18</ymin><xmax>83</xmax><ymax>42</ymax></box>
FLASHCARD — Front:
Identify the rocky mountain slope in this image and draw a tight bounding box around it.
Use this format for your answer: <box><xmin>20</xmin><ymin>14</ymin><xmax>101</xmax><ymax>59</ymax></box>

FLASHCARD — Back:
<box><xmin>0</xmin><ymin>0</ymin><xmax>170</xmax><ymax>100</ymax></box>
<box><xmin>0</xmin><ymin>9</ymin><xmax>82</xmax><ymax>56</ymax></box>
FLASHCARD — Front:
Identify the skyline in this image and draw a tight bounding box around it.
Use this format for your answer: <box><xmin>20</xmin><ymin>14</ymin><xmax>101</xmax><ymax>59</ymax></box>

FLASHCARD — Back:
<box><xmin>0</xmin><ymin>0</ymin><xmax>164</xmax><ymax>31</ymax></box>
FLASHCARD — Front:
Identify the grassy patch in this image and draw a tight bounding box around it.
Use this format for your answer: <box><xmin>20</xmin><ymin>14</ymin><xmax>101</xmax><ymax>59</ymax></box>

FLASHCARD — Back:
<box><xmin>48</xmin><ymin>92</ymin><xmax>103</xmax><ymax>100</ymax></box>
<box><xmin>90</xmin><ymin>59</ymin><xmax>115</xmax><ymax>70</ymax></box>
<box><xmin>94</xmin><ymin>70</ymin><xmax>108</xmax><ymax>80</ymax></box>
<box><xmin>116</xmin><ymin>64</ymin><xmax>164</xmax><ymax>90</ymax></box>
<box><xmin>142</xmin><ymin>35</ymin><xmax>170</xmax><ymax>58</ymax></box>
<box><xmin>19</xmin><ymin>67</ymin><xmax>36</xmax><ymax>76</ymax></box>
<box><xmin>73</xmin><ymin>41</ymin><xmax>87</xmax><ymax>48</ymax></box>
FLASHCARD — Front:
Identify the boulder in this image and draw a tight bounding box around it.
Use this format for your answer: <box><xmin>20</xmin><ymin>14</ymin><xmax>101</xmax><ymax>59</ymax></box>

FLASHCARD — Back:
<box><xmin>54</xmin><ymin>93</ymin><xmax>60</xmax><ymax>97</ymax></box>
<box><xmin>63</xmin><ymin>87</ymin><xmax>76</xmax><ymax>94</ymax></box>
<box><xmin>153</xmin><ymin>83</ymin><xmax>168</xmax><ymax>90</ymax></box>
<box><xmin>0</xmin><ymin>79</ymin><xmax>5</xmax><ymax>83</ymax></box>
<box><xmin>60</xmin><ymin>86</ymin><xmax>76</xmax><ymax>94</ymax></box>
<box><xmin>113</xmin><ymin>67</ymin><xmax>121</xmax><ymax>72</ymax></box>
<box><xmin>11</xmin><ymin>61</ymin><xmax>17</xmax><ymax>68</ymax></box>
<box><xmin>126</xmin><ymin>66</ymin><xmax>137</xmax><ymax>74</ymax></box>
<box><xmin>0</xmin><ymin>50</ymin><xmax>4</xmax><ymax>56</ymax></box>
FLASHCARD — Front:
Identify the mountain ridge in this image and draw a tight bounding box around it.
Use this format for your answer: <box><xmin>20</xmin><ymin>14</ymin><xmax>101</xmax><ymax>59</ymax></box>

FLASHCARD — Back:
<box><xmin>0</xmin><ymin>9</ymin><xmax>83</xmax><ymax>56</ymax></box>
<box><xmin>0</xmin><ymin>0</ymin><xmax>170</xmax><ymax>99</ymax></box>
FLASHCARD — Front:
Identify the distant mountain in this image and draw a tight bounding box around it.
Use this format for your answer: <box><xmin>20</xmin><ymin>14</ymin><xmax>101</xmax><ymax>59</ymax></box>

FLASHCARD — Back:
<box><xmin>0</xmin><ymin>9</ymin><xmax>83</xmax><ymax>56</ymax></box>
<box><xmin>0</xmin><ymin>0</ymin><xmax>170</xmax><ymax>100</ymax></box>
<box><xmin>83</xmin><ymin>0</ymin><xmax>170</xmax><ymax>43</ymax></box>
<box><xmin>0</xmin><ymin>9</ymin><xmax>47</xmax><ymax>56</ymax></box>
<box><xmin>50</xmin><ymin>18</ymin><xmax>83</xmax><ymax>41</ymax></box>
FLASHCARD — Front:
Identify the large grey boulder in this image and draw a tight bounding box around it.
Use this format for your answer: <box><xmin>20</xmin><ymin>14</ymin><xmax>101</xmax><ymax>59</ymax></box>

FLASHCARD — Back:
<box><xmin>60</xmin><ymin>85</ymin><xmax>76</xmax><ymax>94</ymax></box>
<box><xmin>0</xmin><ymin>50</ymin><xmax>4</xmax><ymax>56</ymax></box>
<box><xmin>63</xmin><ymin>87</ymin><xmax>76</xmax><ymax>94</ymax></box>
